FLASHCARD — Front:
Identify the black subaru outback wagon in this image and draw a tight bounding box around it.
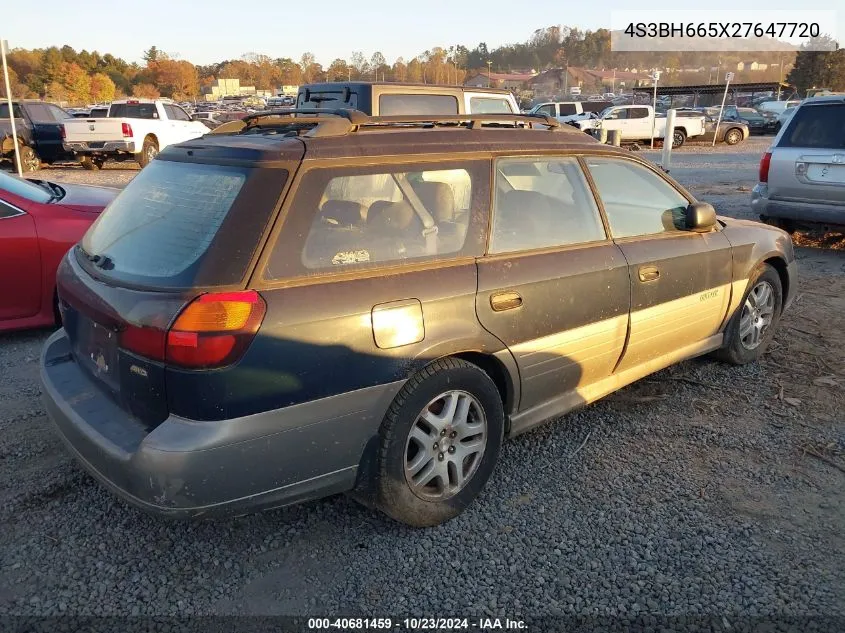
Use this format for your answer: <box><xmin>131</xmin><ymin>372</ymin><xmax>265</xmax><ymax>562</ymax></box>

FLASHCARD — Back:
<box><xmin>41</xmin><ymin>110</ymin><xmax>797</xmax><ymax>527</ymax></box>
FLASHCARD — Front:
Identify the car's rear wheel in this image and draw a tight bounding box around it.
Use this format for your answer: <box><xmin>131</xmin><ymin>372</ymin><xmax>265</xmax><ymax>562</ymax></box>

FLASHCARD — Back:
<box><xmin>672</xmin><ymin>129</ymin><xmax>687</xmax><ymax>148</ymax></box>
<box><xmin>18</xmin><ymin>146</ymin><xmax>40</xmax><ymax>172</ymax></box>
<box><xmin>137</xmin><ymin>137</ymin><xmax>159</xmax><ymax>167</ymax></box>
<box><xmin>80</xmin><ymin>156</ymin><xmax>101</xmax><ymax>171</ymax></box>
<box><xmin>724</xmin><ymin>128</ymin><xmax>743</xmax><ymax>145</ymax></box>
<box><xmin>712</xmin><ymin>264</ymin><xmax>783</xmax><ymax>365</ymax></box>
<box><xmin>375</xmin><ymin>358</ymin><xmax>504</xmax><ymax>527</ymax></box>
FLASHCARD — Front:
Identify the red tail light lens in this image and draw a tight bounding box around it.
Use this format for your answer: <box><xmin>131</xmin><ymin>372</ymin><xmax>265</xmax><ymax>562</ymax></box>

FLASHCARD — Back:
<box><xmin>60</xmin><ymin>125</ymin><xmax>66</xmax><ymax>140</ymax></box>
<box><xmin>119</xmin><ymin>291</ymin><xmax>266</xmax><ymax>369</ymax></box>
<box><xmin>759</xmin><ymin>151</ymin><xmax>772</xmax><ymax>183</ymax></box>
<box><xmin>166</xmin><ymin>291</ymin><xmax>266</xmax><ymax>369</ymax></box>
<box><xmin>121</xmin><ymin>122</ymin><xmax>133</xmax><ymax>138</ymax></box>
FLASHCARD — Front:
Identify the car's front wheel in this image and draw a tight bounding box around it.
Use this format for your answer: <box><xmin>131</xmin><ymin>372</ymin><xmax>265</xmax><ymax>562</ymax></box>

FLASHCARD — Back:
<box><xmin>713</xmin><ymin>263</ymin><xmax>783</xmax><ymax>365</ymax></box>
<box><xmin>375</xmin><ymin>358</ymin><xmax>504</xmax><ymax>527</ymax></box>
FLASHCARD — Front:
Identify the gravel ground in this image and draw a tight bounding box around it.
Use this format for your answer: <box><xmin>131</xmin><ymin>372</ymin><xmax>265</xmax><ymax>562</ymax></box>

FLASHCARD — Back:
<box><xmin>1</xmin><ymin>140</ymin><xmax>843</xmax><ymax>623</ymax></box>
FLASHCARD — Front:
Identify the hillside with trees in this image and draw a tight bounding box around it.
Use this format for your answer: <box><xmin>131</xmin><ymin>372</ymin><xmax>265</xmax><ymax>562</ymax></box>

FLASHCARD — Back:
<box><xmin>1</xmin><ymin>26</ymin><xmax>837</xmax><ymax>104</ymax></box>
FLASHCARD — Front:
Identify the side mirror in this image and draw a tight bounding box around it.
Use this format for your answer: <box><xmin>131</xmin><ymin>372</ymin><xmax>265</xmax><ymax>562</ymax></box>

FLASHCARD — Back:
<box><xmin>685</xmin><ymin>202</ymin><xmax>717</xmax><ymax>232</ymax></box>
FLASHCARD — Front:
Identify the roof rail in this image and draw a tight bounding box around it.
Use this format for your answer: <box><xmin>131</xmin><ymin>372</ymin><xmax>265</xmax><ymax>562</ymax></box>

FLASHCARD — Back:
<box><xmin>207</xmin><ymin>108</ymin><xmax>564</xmax><ymax>138</ymax></box>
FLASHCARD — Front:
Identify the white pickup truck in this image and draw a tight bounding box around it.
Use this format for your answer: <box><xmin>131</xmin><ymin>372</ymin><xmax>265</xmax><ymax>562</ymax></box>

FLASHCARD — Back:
<box><xmin>576</xmin><ymin>104</ymin><xmax>705</xmax><ymax>147</ymax></box>
<box><xmin>525</xmin><ymin>100</ymin><xmax>612</xmax><ymax>125</ymax></box>
<box><xmin>63</xmin><ymin>99</ymin><xmax>208</xmax><ymax>169</ymax></box>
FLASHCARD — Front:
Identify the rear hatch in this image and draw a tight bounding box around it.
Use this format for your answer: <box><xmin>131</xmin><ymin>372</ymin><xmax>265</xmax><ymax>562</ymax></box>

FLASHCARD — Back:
<box><xmin>57</xmin><ymin>154</ymin><xmax>293</xmax><ymax>429</ymax></box>
<box><xmin>769</xmin><ymin>100</ymin><xmax>845</xmax><ymax>205</ymax></box>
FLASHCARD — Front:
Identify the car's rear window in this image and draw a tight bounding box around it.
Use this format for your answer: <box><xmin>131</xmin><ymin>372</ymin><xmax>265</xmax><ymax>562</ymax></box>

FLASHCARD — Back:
<box><xmin>108</xmin><ymin>103</ymin><xmax>159</xmax><ymax>119</ymax></box>
<box><xmin>780</xmin><ymin>103</ymin><xmax>845</xmax><ymax>149</ymax></box>
<box><xmin>80</xmin><ymin>160</ymin><xmax>284</xmax><ymax>288</ymax></box>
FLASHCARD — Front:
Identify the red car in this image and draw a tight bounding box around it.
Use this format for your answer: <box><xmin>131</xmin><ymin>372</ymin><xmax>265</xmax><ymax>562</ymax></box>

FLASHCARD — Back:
<box><xmin>0</xmin><ymin>171</ymin><xmax>118</xmax><ymax>332</ymax></box>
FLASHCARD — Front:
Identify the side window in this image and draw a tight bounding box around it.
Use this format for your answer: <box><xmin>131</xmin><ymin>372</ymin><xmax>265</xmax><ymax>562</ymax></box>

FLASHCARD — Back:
<box><xmin>47</xmin><ymin>105</ymin><xmax>71</xmax><ymax>121</ymax></box>
<box><xmin>537</xmin><ymin>104</ymin><xmax>556</xmax><ymax>116</ymax></box>
<box><xmin>629</xmin><ymin>108</ymin><xmax>650</xmax><ymax>119</ymax></box>
<box><xmin>163</xmin><ymin>104</ymin><xmax>177</xmax><ymax>120</ymax></box>
<box><xmin>171</xmin><ymin>106</ymin><xmax>191</xmax><ymax>121</ymax></box>
<box><xmin>558</xmin><ymin>104</ymin><xmax>577</xmax><ymax>116</ymax></box>
<box><xmin>470</xmin><ymin>97</ymin><xmax>513</xmax><ymax>114</ymax></box>
<box><xmin>604</xmin><ymin>109</ymin><xmax>628</xmax><ymax>120</ymax></box>
<box><xmin>0</xmin><ymin>200</ymin><xmax>25</xmax><ymax>219</ymax></box>
<box><xmin>584</xmin><ymin>157</ymin><xmax>690</xmax><ymax>239</ymax></box>
<box><xmin>490</xmin><ymin>157</ymin><xmax>606</xmax><ymax>254</ymax></box>
<box><xmin>378</xmin><ymin>94</ymin><xmax>458</xmax><ymax>115</ymax></box>
<box><xmin>264</xmin><ymin>162</ymin><xmax>487</xmax><ymax>279</ymax></box>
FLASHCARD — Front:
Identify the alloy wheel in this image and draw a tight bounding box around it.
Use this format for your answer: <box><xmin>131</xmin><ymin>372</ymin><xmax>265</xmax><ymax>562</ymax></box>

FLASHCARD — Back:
<box><xmin>404</xmin><ymin>390</ymin><xmax>487</xmax><ymax>501</ymax></box>
<box><xmin>739</xmin><ymin>281</ymin><xmax>775</xmax><ymax>350</ymax></box>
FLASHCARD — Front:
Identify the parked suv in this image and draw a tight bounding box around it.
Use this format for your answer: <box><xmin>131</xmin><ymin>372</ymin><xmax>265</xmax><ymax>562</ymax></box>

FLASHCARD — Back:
<box><xmin>752</xmin><ymin>95</ymin><xmax>845</xmax><ymax>232</ymax></box>
<box><xmin>296</xmin><ymin>82</ymin><xmax>520</xmax><ymax>115</ymax></box>
<box><xmin>41</xmin><ymin>110</ymin><xmax>797</xmax><ymax>527</ymax></box>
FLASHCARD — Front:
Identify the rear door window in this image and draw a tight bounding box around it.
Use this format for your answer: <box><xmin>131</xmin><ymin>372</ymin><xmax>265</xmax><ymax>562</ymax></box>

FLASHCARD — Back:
<box><xmin>558</xmin><ymin>104</ymin><xmax>577</xmax><ymax>116</ymax></box>
<box><xmin>781</xmin><ymin>103</ymin><xmax>845</xmax><ymax>149</ymax></box>
<box><xmin>264</xmin><ymin>161</ymin><xmax>488</xmax><ymax>279</ymax></box>
<box><xmin>80</xmin><ymin>161</ymin><xmax>285</xmax><ymax>288</ymax></box>
<box><xmin>378</xmin><ymin>94</ymin><xmax>459</xmax><ymax>115</ymax></box>
<box><xmin>297</xmin><ymin>91</ymin><xmax>359</xmax><ymax>111</ymax></box>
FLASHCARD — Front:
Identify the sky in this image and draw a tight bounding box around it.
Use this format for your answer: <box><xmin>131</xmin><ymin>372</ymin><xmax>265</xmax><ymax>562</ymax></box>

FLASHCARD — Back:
<box><xmin>3</xmin><ymin>1</ymin><xmax>841</xmax><ymax>67</ymax></box>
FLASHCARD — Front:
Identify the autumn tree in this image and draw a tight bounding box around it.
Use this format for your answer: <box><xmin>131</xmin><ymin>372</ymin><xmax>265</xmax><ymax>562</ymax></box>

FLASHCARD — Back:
<box><xmin>153</xmin><ymin>59</ymin><xmax>199</xmax><ymax>99</ymax></box>
<box><xmin>89</xmin><ymin>73</ymin><xmax>116</xmax><ymax>102</ymax></box>
<box><xmin>350</xmin><ymin>51</ymin><xmax>369</xmax><ymax>79</ymax></box>
<box><xmin>327</xmin><ymin>58</ymin><xmax>351</xmax><ymax>81</ymax></box>
<box><xmin>132</xmin><ymin>83</ymin><xmax>161</xmax><ymax>98</ymax></box>
<box><xmin>407</xmin><ymin>58</ymin><xmax>423</xmax><ymax>83</ymax></box>
<box><xmin>60</xmin><ymin>62</ymin><xmax>91</xmax><ymax>104</ymax></box>
<box><xmin>392</xmin><ymin>57</ymin><xmax>408</xmax><ymax>82</ymax></box>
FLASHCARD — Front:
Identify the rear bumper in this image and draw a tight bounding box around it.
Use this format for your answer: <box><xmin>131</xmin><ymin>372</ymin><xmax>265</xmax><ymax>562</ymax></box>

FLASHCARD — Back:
<box><xmin>752</xmin><ymin>185</ymin><xmax>845</xmax><ymax>228</ymax></box>
<box><xmin>64</xmin><ymin>141</ymin><xmax>136</xmax><ymax>154</ymax></box>
<box><xmin>40</xmin><ymin>329</ymin><xmax>401</xmax><ymax>518</ymax></box>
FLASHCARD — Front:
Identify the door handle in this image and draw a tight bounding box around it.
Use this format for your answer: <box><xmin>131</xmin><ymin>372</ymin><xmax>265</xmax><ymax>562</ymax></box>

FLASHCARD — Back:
<box><xmin>638</xmin><ymin>266</ymin><xmax>660</xmax><ymax>282</ymax></box>
<box><xmin>490</xmin><ymin>291</ymin><xmax>523</xmax><ymax>312</ymax></box>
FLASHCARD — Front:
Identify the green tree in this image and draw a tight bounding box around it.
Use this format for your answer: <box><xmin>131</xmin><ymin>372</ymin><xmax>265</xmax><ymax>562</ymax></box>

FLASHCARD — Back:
<box><xmin>787</xmin><ymin>36</ymin><xmax>844</xmax><ymax>94</ymax></box>
<box><xmin>143</xmin><ymin>46</ymin><xmax>161</xmax><ymax>64</ymax></box>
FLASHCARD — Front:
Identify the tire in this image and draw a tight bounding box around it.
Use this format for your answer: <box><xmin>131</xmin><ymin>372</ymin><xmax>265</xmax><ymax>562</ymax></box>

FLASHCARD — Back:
<box><xmin>137</xmin><ymin>137</ymin><xmax>159</xmax><ymax>167</ymax></box>
<box><xmin>374</xmin><ymin>358</ymin><xmax>505</xmax><ymax>527</ymax></box>
<box><xmin>80</xmin><ymin>156</ymin><xmax>101</xmax><ymax>171</ymax></box>
<box><xmin>712</xmin><ymin>264</ymin><xmax>783</xmax><ymax>365</ymax></box>
<box><xmin>18</xmin><ymin>145</ymin><xmax>40</xmax><ymax>173</ymax></box>
<box><xmin>672</xmin><ymin>129</ymin><xmax>687</xmax><ymax>148</ymax></box>
<box><xmin>724</xmin><ymin>128</ymin><xmax>743</xmax><ymax>145</ymax></box>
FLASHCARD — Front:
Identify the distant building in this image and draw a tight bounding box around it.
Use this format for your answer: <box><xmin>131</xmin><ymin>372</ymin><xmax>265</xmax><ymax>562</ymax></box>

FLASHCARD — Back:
<box><xmin>737</xmin><ymin>61</ymin><xmax>761</xmax><ymax>71</ymax></box>
<box><xmin>202</xmin><ymin>78</ymin><xmax>258</xmax><ymax>101</ymax></box>
<box><xmin>275</xmin><ymin>85</ymin><xmax>299</xmax><ymax>97</ymax></box>
<box><xmin>529</xmin><ymin>67</ymin><xmax>649</xmax><ymax>96</ymax></box>
<box><xmin>464</xmin><ymin>71</ymin><xmax>537</xmax><ymax>90</ymax></box>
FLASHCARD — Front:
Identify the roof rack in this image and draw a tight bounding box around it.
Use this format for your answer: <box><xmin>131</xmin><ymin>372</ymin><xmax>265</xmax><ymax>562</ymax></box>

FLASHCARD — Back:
<box><xmin>208</xmin><ymin>108</ymin><xmax>564</xmax><ymax>138</ymax></box>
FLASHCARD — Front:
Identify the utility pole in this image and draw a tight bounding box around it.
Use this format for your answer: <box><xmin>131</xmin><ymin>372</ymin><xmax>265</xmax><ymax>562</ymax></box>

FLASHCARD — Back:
<box><xmin>486</xmin><ymin>60</ymin><xmax>492</xmax><ymax>87</ymax></box>
<box><xmin>1</xmin><ymin>39</ymin><xmax>22</xmax><ymax>177</ymax></box>
<box><xmin>650</xmin><ymin>69</ymin><xmax>661</xmax><ymax>149</ymax></box>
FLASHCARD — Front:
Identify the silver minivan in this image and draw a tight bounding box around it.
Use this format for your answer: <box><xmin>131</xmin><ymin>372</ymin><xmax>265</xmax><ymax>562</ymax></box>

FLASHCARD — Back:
<box><xmin>752</xmin><ymin>95</ymin><xmax>845</xmax><ymax>232</ymax></box>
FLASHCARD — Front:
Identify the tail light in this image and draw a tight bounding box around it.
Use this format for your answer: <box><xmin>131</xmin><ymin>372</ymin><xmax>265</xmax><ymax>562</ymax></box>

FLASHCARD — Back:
<box><xmin>120</xmin><ymin>291</ymin><xmax>266</xmax><ymax>369</ymax></box>
<box><xmin>60</xmin><ymin>125</ymin><xmax>66</xmax><ymax>140</ymax></box>
<box><xmin>121</xmin><ymin>122</ymin><xmax>133</xmax><ymax>138</ymax></box>
<box><xmin>759</xmin><ymin>151</ymin><xmax>772</xmax><ymax>183</ymax></box>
